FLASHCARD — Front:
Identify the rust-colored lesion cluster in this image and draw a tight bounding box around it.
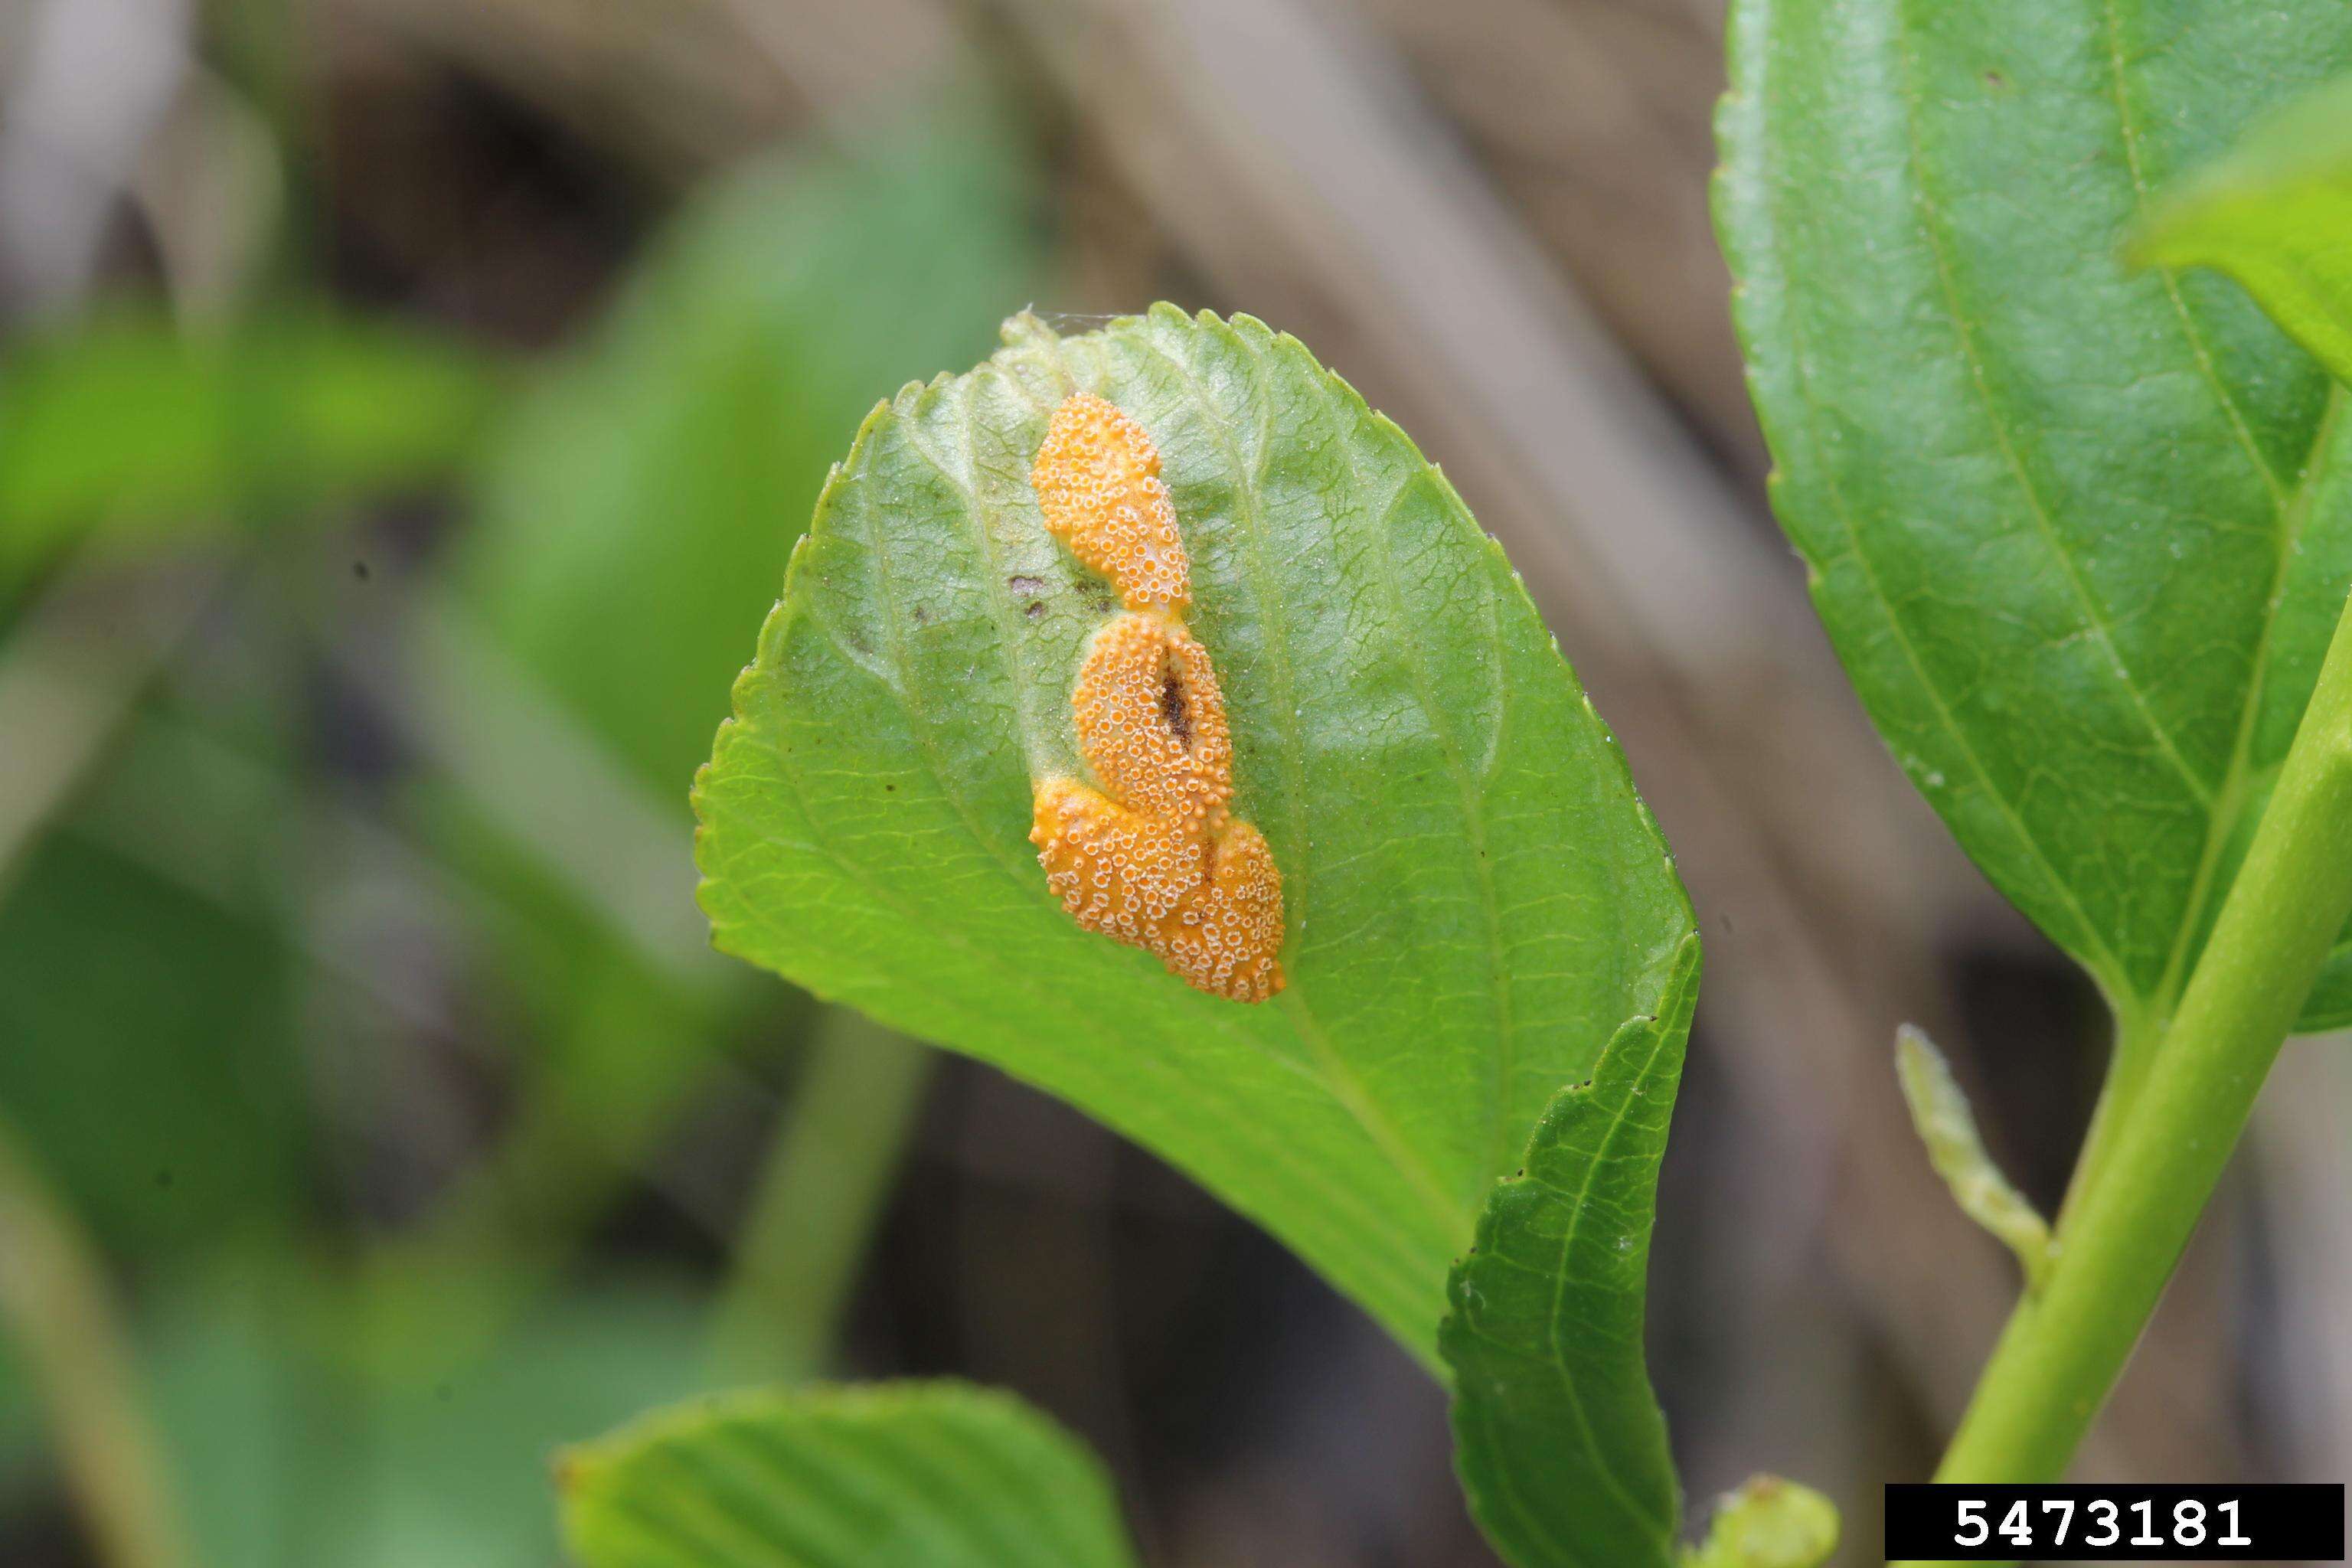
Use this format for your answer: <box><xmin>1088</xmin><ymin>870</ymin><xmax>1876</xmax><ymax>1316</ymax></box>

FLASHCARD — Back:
<box><xmin>1027</xmin><ymin>392</ymin><xmax>1286</xmax><ymax>1003</ymax></box>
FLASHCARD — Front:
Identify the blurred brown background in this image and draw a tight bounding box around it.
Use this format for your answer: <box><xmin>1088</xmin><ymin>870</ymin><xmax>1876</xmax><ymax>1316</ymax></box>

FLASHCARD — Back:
<box><xmin>0</xmin><ymin>1</ymin><xmax>2346</xmax><ymax>1565</ymax></box>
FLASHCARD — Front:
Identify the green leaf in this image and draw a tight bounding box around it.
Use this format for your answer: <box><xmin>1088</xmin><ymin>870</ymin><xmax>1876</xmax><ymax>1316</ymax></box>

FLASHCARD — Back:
<box><xmin>693</xmin><ymin>305</ymin><xmax>1695</xmax><ymax>1361</ymax></box>
<box><xmin>2135</xmin><ymin>73</ymin><xmax>2352</xmax><ymax>389</ymax></box>
<box><xmin>0</xmin><ymin>308</ymin><xmax>500</xmax><ymax>583</ymax></box>
<box><xmin>1439</xmin><ymin>934</ymin><xmax>1699</xmax><ymax>1568</ymax></box>
<box><xmin>1715</xmin><ymin>0</ymin><xmax>2352</xmax><ymax>1034</ymax></box>
<box><xmin>557</xmin><ymin>1383</ymin><xmax>1140</xmax><ymax>1568</ymax></box>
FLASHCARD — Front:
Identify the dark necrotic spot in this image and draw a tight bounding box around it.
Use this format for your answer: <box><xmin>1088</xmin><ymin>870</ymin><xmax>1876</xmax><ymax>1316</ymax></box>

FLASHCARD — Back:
<box><xmin>1161</xmin><ymin>664</ymin><xmax>1192</xmax><ymax>746</ymax></box>
<box><xmin>1008</xmin><ymin>574</ymin><xmax>1047</xmax><ymax>596</ymax></box>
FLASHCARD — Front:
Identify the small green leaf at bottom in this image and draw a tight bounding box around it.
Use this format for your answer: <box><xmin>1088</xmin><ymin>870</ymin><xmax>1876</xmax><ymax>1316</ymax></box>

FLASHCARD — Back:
<box><xmin>557</xmin><ymin>1382</ymin><xmax>1141</xmax><ymax>1568</ymax></box>
<box><xmin>1683</xmin><ymin>1477</ymin><xmax>1840</xmax><ymax>1568</ymax></box>
<box><xmin>1439</xmin><ymin>933</ymin><xmax>1710</xmax><ymax>1568</ymax></box>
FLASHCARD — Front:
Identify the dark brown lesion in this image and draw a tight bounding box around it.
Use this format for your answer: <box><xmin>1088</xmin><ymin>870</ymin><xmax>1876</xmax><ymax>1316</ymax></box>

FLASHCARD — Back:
<box><xmin>1160</xmin><ymin>660</ymin><xmax>1194</xmax><ymax>746</ymax></box>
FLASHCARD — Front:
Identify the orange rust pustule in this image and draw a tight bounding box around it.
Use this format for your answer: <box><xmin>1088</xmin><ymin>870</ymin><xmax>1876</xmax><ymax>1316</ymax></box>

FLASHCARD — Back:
<box><xmin>1031</xmin><ymin>781</ymin><xmax>1285</xmax><ymax>1005</ymax></box>
<box><xmin>1031</xmin><ymin>778</ymin><xmax>1207</xmax><ymax>941</ymax></box>
<box><xmin>1030</xmin><ymin>390</ymin><xmax>1190</xmax><ymax>615</ymax></box>
<box><xmin>1027</xmin><ymin>391</ymin><xmax>1285</xmax><ymax>1004</ymax></box>
<box><xmin>1161</xmin><ymin>816</ymin><xmax>1285</xmax><ymax>1004</ymax></box>
<box><xmin>1070</xmin><ymin>615</ymin><xmax>1232</xmax><ymax>838</ymax></box>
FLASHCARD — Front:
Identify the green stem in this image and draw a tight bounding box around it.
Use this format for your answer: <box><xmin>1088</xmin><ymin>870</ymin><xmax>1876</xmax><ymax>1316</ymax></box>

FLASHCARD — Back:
<box><xmin>707</xmin><ymin>1011</ymin><xmax>934</xmax><ymax>1385</ymax></box>
<box><xmin>2047</xmin><ymin>1005</ymin><xmax>2158</xmax><ymax>1236</ymax></box>
<box><xmin>0</xmin><ymin>1117</ymin><xmax>194</xmax><ymax>1568</ymax></box>
<box><xmin>1916</xmin><ymin>585</ymin><xmax>2352</xmax><ymax>1547</ymax></box>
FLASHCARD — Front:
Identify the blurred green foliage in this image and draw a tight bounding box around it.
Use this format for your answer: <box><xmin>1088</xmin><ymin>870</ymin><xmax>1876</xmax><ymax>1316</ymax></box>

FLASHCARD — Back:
<box><xmin>375</xmin><ymin>116</ymin><xmax>1042</xmax><ymax>1331</ymax></box>
<box><xmin>0</xmin><ymin>107</ymin><xmax>1043</xmax><ymax>1567</ymax></box>
<box><xmin>145</xmin><ymin>1271</ymin><xmax>708</xmax><ymax>1568</ymax></box>
<box><xmin>416</xmin><ymin>113</ymin><xmax>1040</xmax><ymax>1138</ymax></box>
<box><xmin>0</xmin><ymin>836</ymin><xmax>304</xmax><ymax>1252</ymax></box>
<box><xmin>0</xmin><ymin>310</ymin><xmax>501</xmax><ymax>586</ymax></box>
<box><xmin>459</xmin><ymin>122</ymin><xmax>1041</xmax><ymax>795</ymax></box>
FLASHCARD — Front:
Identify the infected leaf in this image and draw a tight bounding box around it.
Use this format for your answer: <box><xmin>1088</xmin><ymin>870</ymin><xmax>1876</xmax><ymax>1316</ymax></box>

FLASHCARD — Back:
<box><xmin>693</xmin><ymin>305</ymin><xmax>1694</xmax><ymax>1359</ymax></box>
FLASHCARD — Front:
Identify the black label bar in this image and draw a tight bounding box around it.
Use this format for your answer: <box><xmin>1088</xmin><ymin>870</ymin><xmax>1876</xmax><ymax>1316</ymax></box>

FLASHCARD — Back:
<box><xmin>1885</xmin><ymin>1484</ymin><xmax>2346</xmax><ymax>1560</ymax></box>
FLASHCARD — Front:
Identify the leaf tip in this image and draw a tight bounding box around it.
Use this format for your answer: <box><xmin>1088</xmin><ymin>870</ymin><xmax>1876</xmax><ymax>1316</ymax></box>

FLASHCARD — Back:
<box><xmin>1001</xmin><ymin>309</ymin><xmax>1061</xmax><ymax>351</ymax></box>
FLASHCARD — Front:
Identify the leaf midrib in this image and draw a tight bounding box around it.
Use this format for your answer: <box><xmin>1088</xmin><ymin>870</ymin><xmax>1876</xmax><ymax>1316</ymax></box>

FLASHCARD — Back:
<box><xmin>1890</xmin><ymin>2</ymin><xmax>2216</xmax><ymax>815</ymax></box>
<box><xmin>2091</xmin><ymin>0</ymin><xmax>2344</xmax><ymax>1020</ymax></box>
<box><xmin>889</xmin><ymin>378</ymin><xmax>1066</xmax><ymax>779</ymax></box>
<box><xmin>1080</xmin><ymin>320</ymin><xmax>1473</xmax><ymax>1234</ymax></box>
<box><xmin>715</xmin><ymin>734</ymin><xmax>1447</xmax><ymax>1326</ymax></box>
<box><xmin>740</xmin><ymin>541</ymin><xmax>1453</xmax><ymax>1324</ymax></box>
<box><xmin>1749</xmin><ymin>20</ymin><xmax>2132</xmax><ymax>993</ymax></box>
<box><xmin>2154</xmin><ymin>382</ymin><xmax>2347</xmax><ymax>1010</ymax></box>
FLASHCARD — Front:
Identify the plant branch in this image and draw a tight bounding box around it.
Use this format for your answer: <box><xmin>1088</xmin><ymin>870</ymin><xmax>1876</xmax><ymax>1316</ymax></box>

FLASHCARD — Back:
<box><xmin>1914</xmin><ymin>581</ymin><xmax>2352</xmax><ymax>1555</ymax></box>
<box><xmin>707</xmin><ymin>1010</ymin><xmax>933</xmax><ymax>1384</ymax></box>
<box><xmin>0</xmin><ymin>1117</ymin><xmax>194</xmax><ymax>1568</ymax></box>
